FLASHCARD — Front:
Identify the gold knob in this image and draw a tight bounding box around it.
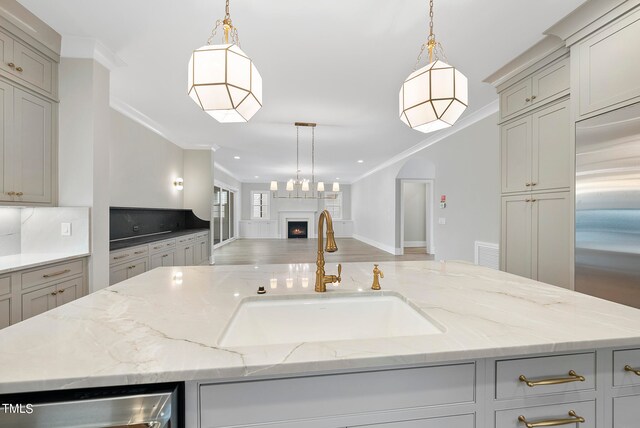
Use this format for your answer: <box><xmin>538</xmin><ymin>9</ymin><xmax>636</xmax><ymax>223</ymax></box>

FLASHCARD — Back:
<box><xmin>531</xmin><ymin>199</ymin><xmax>537</xmax><ymax>202</ymax></box>
<box><xmin>58</xmin><ymin>289</ymin><xmax>65</xmax><ymax>294</ymax></box>
<box><xmin>16</xmin><ymin>192</ymin><xmax>23</xmax><ymax>196</ymax></box>
<box><xmin>525</xmin><ymin>97</ymin><xmax>531</xmax><ymax>102</ymax></box>
<box><xmin>7</xmin><ymin>191</ymin><xmax>15</xmax><ymax>196</ymax></box>
<box><xmin>531</xmin><ymin>182</ymin><xmax>537</xmax><ymax>186</ymax></box>
<box><xmin>15</xmin><ymin>66</ymin><xmax>23</xmax><ymax>72</ymax></box>
<box><xmin>531</xmin><ymin>95</ymin><xmax>537</xmax><ymax>100</ymax></box>
<box><xmin>525</xmin><ymin>183</ymin><xmax>531</xmax><ymax>187</ymax></box>
<box><xmin>7</xmin><ymin>62</ymin><xmax>14</xmax><ymax>68</ymax></box>
<box><xmin>50</xmin><ymin>291</ymin><xmax>58</xmax><ymax>296</ymax></box>
<box><xmin>525</xmin><ymin>199</ymin><xmax>531</xmax><ymax>202</ymax></box>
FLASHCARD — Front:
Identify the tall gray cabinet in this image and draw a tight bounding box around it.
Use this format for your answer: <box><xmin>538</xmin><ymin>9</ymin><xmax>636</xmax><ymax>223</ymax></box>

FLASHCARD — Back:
<box><xmin>496</xmin><ymin>52</ymin><xmax>572</xmax><ymax>289</ymax></box>
<box><xmin>0</xmin><ymin>2</ymin><xmax>59</xmax><ymax>206</ymax></box>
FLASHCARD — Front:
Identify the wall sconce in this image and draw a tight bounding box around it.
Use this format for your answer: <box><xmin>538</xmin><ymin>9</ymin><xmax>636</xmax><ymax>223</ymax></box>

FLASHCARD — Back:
<box><xmin>174</xmin><ymin>177</ymin><xmax>184</xmax><ymax>190</ymax></box>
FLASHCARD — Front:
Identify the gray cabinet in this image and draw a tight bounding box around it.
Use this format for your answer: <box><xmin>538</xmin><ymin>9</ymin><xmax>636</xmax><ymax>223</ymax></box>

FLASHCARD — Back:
<box><xmin>501</xmin><ymin>192</ymin><xmax>570</xmax><ymax>288</ymax></box>
<box><xmin>150</xmin><ymin>251</ymin><xmax>175</xmax><ymax>269</ymax></box>
<box><xmin>501</xmin><ymin>116</ymin><xmax>531</xmax><ymax>194</ymax></box>
<box><xmin>109</xmin><ymin>257</ymin><xmax>148</xmax><ymax>286</ymax></box>
<box><xmin>21</xmin><ymin>283</ymin><xmax>56</xmax><ymax>319</ymax></box>
<box><xmin>0</xmin><ymin>275</ymin><xmax>12</xmax><ymax>329</ymax></box>
<box><xmin>175</xmin><ymin>244</ymin><xmax>194</xmax><ymax>267</ymax></box>
<box><xmin>0</xmin><ymin>80</ymin><xmax>11</xmax><ymax>202</ymax></box>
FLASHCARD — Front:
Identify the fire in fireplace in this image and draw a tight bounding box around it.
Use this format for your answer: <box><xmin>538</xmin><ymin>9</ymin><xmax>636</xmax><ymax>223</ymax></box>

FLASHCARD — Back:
<box><xmin>287</xmin><ymin>221</ymin><xmax>308</xmax><ymax>239</ymax></box>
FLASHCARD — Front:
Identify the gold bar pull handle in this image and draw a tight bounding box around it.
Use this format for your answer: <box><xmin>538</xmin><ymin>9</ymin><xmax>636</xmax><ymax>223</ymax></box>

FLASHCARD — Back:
<box><xmin>519</xmin><ymin>370</ymin><xmax>585</xmax><ymax>387</ymax></box>
<box><xmin>43</xmin><ymin>269</ymin><xmax>71</xmax><ymax>278</ymax></box>
<box><xmin>518</xmin><ymin>410</ymin><xmax>584</xmax><ymax>428</ymax></box>
<box><xmin>624</xmin><ymin>365</ymin><xmax>640</xmax><ymax>376</ymax></box>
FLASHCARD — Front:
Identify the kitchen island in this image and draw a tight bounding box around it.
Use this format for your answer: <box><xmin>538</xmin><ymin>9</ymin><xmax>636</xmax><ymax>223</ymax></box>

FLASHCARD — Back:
<box><xmin>1</xmin><ymin>260</ymin><xmax>640</xmax><ymax>427</ymax></box>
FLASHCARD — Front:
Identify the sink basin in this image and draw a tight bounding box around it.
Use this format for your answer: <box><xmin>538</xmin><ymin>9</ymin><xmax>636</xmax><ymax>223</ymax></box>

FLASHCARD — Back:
<box><xmin>219</xmin><ymin>293</ymin><xmax>444</xmax><ymax>347</ymax></box>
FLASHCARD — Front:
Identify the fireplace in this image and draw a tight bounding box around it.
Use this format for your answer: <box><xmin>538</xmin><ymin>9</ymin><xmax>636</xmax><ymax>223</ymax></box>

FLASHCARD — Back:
<box><xmin>287</xmin><ymin>221</ymin><xmax>308</xmax><ymax>239</ymax></box>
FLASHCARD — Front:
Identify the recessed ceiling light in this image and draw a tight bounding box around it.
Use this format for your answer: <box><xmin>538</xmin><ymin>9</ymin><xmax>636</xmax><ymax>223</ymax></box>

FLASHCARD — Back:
<box><xmin>254</xmin><ymin>175</ymin><xmax>259</xmax><ymax>178</ymax></box>
<box><xmin>357</xmin><ymin>160</ymin><xmax>364</xmax><ymax>163</ymax></box>
<box><xmin>234</xmin><ymin>156</ymin><xmax>240</xmax><ymax>160</ymax></box>
<box><xmin>335</xmin><ymin>177</ymin><xmax>340</xmax><ymax>180</ymax></box>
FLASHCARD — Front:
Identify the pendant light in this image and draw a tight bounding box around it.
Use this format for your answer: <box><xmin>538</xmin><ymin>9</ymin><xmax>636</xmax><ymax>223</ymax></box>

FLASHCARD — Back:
<box><xmin>188</xmin><ymin>0</ymin><xmax>262</xmax><ymax>123</ymax></box>
<box><xmin>399</xmin><ymin>0</ymin><xmax>467</xmax><ymax>133</ymax></box>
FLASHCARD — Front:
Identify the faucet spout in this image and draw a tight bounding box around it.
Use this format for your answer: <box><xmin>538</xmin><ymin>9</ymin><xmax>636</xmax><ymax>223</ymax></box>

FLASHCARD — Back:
<box><xmin>315</xmin><ymin>210</ymin><xmax>341</xmax><ymax>292</ymax></box>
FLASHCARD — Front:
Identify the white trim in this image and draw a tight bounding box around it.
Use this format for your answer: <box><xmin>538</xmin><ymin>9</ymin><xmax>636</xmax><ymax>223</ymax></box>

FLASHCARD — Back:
<box><xmin>352</xmin><ymin>234</ymin><xmax>401</xmax><ymax>255</ymax></box>
<box><xmin>399</xmin><ymin>179</ymin><xmax>434</xmax><ymax>256</ymax></box>
<box><xmin>474</xmin><ymin>241</ymin><xmax>500</xmax><ymax>270</ymax></box>
<box><xmin>250</xmin><ymin>190</ymin><xmax>271</xmax><ymax>220</ymax></box>
<box><xmin>61</xmin><ymin>36</ymin><xmax>125</xmax><ymax>71</ymax></box>
<box><xmin>352</xmin><ymin>100</ymin><xmax>499</xmax><ymax>183</ymax></box>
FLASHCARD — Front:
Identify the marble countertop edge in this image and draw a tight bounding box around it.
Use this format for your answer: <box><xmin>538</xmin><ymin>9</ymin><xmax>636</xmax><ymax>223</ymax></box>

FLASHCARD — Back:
<box><xmin>0</xmin><ymin>252</ymin><xmax>91</xmax><ymax>275</ymax></box>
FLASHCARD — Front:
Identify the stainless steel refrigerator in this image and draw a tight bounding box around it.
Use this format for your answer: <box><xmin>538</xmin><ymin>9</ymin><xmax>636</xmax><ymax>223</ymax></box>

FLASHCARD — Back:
<box><xmin>575</xmin><ymin>102</ymin><xmax>640</xmax><ymax>308</ymax></box>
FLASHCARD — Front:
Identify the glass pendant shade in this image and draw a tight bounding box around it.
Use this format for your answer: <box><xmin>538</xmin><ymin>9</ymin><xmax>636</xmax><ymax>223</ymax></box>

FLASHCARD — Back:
<box><xmin>286</xmin><ymin>180</ymin><xmax>294</xmax><ymax>192</ymax></box>
<box><xmin>301</xmin><ymin>180</ymin><xmax>310</xmax><ymax>192</ymax></box>
<box><xmin>332</xmin><ymin>182</ymin><xmax>340</xmax><ymax>192</ymax></box>
<box><xmin>399</xmin><ymin>60</ymin><xmax>468</xmax><ymax>133</ymax></box>
<box><xmin>317</xmin><ymin>182</ymin><xmax>325</xmax><ymax>192</ymax></box>
<box><xmin>188</xmin><ymin>44</ymin><xmax>263</xmax><ymax>123</ymax></box>
<box><xmin>270</xmin><ymin>181</ymin><xmax>278</xmax><ymax>191</ymax></box>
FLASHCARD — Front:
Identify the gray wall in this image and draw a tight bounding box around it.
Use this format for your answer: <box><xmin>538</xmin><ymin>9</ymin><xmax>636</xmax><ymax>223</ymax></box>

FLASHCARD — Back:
<box><xmin>352</xmin><ymin>113</ymin><xmax>500</xmax><ymax>261</ymax></box>
<box><xmin>403</xmin><ymin>182</ymin><xmax>426</xmax><ymax>243</ymax></box>
<box><xmin>184</xmin><ymin>150</ymin><xmax>212</xmax><ymax>221</ymax></box>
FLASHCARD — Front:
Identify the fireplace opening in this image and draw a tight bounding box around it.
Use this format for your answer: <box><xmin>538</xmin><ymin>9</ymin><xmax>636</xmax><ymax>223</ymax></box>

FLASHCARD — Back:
<box><xmin>287</xmin><ymin>221</ymin><xmax>308</xmax><ymax>239</ymax></box>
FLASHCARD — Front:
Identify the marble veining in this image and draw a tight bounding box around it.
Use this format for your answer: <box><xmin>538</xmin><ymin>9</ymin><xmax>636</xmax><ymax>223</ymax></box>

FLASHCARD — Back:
<box><xmin>0</xmin><ymin>208</ymin><xmax>21</xmax><ymax>257</ymax></box>
<box><xmin>1</xmin><ymin>260</ymin><xmax>640</xmax><ymax>394</ymax></box>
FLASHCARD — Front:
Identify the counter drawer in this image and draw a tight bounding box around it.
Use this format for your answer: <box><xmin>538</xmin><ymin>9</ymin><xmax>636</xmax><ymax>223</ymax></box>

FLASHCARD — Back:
<box><xmin>110</xmin><ymin>245</ymin><xmax>148</xmax><ymax>264</ymax></box>
<box><xmin>0</xmin><ymin>276</ymin><xmax>10</xmax><ymax>296</ymax></box>
<box><xmin>21</xmin><ymin>260</ymin><xmax>84</xmax><ymax>290</ymax></box>
<box><xmin>149</xmin><ymin>239</ymin><xmax>176</xmax><ymax>254</ymax></box>
<box><xmin>495</xmin><ymin>400</ymin><xmax>594</xmax><ymax>428</ymax></box>
<box><xmin>352</xmin><ymin>414</ymin><xmax>474</xmax><ymax>428</ymax></box>
<box><xmin>200</xmin><ymin>363</ymin><xmax>476</xmax><ymax>427</ymax></box>
<box><xmin>613</xmin><ymin>348</ymin><xmax>640</xmax><ymax>387</ymax></box>
<box><xmin>495</xmin><ymin>352</ymin><xmax>595</xmax><ymax>399</ymax></box>
<box><xmin>177</xmin><ymin>235</ymin><xmax>196</xmax><ymax>245</ymax></box>
<box><xmin>613</xmin><ymin>395</ymin><xmax>640</xmax><ymax>427</ymax></box>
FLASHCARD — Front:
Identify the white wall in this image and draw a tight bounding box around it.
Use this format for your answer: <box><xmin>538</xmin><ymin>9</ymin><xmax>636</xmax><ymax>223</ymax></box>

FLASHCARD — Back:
<box><xmin>58</xmin><ymin>58</ymin><xmax>110</xmax><ymax>292</ymax></box>
<box><xmin>184</xmin><ymin>150</ymin><xmax>212</xmax><ymax>221</ymax></box>
<box><xmin>110</xmin><ymin>110</ymin><xmax>184</xmax><ymax>209</ymax></box>
<box><xmin>352</xmin><ymin>113</ymin><xmax>500</xmax><ymax>261</ymax></box>
<box><xmin>403</xmin><ymin>182</ymin><xmax>426</xmax><ymax>243</ymax></box>
<box><xmin>0</xmin><ymin>208</ymin><xmax>21</xmax><ymax>256</ymax></box>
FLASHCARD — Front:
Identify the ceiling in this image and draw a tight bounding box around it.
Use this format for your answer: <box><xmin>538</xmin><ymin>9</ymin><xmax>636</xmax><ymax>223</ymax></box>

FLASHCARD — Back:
<box><xmin>18</xmin><ymin>0</ymin><xmax>585</xmax><ymax>183</ymax></box>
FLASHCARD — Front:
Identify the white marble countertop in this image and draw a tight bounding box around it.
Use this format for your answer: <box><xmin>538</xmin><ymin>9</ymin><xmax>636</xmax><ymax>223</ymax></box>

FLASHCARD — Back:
<box><xmin>1</xmin><ymin>260</ymin><xmax>640</xmax><ymax>394</ymax></box>
<box><xmin>0</xmin><ymin>252</ymin><xmax>91</xmax><ymax>275</ymax></box>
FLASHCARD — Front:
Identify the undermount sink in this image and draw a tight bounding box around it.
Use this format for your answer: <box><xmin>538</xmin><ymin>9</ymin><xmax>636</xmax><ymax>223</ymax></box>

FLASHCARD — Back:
<box><xmin>219</xmin><ymin>292</ymin><xmax>444</xmax><ymax>347</ymax></box>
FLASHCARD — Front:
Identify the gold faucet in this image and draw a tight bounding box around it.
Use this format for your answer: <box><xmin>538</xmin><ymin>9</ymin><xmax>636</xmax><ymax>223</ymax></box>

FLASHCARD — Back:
<box><xmin>315</xmin><ymin>210</ymin><xmax>342</xmax><ymax>292</ymax></box>
<box><xmin>371</xmin><ymin>264</ymin><xmax>384</xmax><ymax>290</ymax></box>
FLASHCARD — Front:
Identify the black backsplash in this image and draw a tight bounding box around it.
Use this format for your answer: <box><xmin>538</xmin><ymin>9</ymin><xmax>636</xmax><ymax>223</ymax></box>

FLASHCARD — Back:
<box><xmin>110</xmin><ymin>207</ymin><xmax>210</xmax><ymax>241</ymax></box>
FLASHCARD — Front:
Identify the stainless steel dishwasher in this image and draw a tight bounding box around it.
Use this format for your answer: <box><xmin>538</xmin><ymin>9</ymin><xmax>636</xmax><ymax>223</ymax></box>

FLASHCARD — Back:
<box><xmin>0</xmin><ymin>383</ymin><xmax>181</xmax><ymax>427</ymax></box>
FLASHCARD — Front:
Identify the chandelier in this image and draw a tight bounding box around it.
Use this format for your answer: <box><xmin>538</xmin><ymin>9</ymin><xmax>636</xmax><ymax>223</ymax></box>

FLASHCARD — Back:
<box><xmin>399</xmin><ymin>0</ymin><xmax>468</xmax><ymax>133</ymax></box>
<box><xmin>270</xmin><ymin>123</ymin><xmax>339</xmax><ymax>199</ymax></box>
<box><xmin>188</xmin><ymin>0</ymin><xmax>262</xmax><ymax>123</ymax></box>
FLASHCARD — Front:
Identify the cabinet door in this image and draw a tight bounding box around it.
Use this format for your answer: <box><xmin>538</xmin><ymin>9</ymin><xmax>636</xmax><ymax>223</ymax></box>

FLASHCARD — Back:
<box><xmin>12</xmin><ymin>41</ymin><xmax>53</xmax><ymax>94</ymax></box>
<box><xmin>0</xmin><ymin>80</ymin><xmax>13</xmax><ymax>202</ymax></box>
<box><xmin>175</xmin><ymin>246</ymin><xmax>194</xmax><ymax>266</ymax></box>
<box><xmin>22</xmin><ymin>284</ymin><xmax>56</xmax><ymax>320</ymax></box>
<box><xmin>126</xmin><ymin>258</ymin><xmax>148</xmax><ymax>279</ymax></box>
<box><xmin>55</xmin><ymin>277</ymin><xmax>83</xmax><ymax>307</ymax></box>
<box><xmin>501</xmin><ymin>196</ymin><xmax>532</xmax><ymax>278</ymax></box>
<box><xmin>531</xmin><ymin>58</ymin><xmax>569</xmax><ymax>107</ymax></box>
<box><xmin>0</xmin><ymin>294</ymin><xmax>11</xmax><ymax>329</ymax></box>
<box><xmin>531</xmin><ymin>100</ymin><xmax>570</xmax><ymax>191</ymax></box>
<box><xmin>532</xmin><ymin>192</ymin><xmax>570</xmax><ymax>288</ymax></box>
<box><xmin>109</xmin><ymin>263</ymin><xmax>129</xmax><ymax>286</ymax></box>
<box><xmin>578</xmin><ymin>8</ymin><xmax>640</xmax><ymax>116</ymax></box>
<box><xmin>150</xmin><ymin>252</ymin><xmax>163</xmax><ymax>269</ymax></box>
<box><xmin>13</xmin><ymin>88</ymin><xmax>52</xmax><ymax>203</ymax></box>
<box><xmin>501</xmin><ymin>116</ymin><xmax>532</xmax><ymax>193</ymax></box>
<box><xmin>613</xmin><ymin>395</ymin><xmax>640</xmax><ymax>427</ymax></box>
<box><xmin>161</xmin><ymin>252</ymin><xmax>175</xmax><ymax>267</ymax></box>
<box><xmin>500</xmin><ymin>79</ymin><xmax>532</xmax><ymax>120</ymax></box>
<box><xmin>0</xmin><ymin>31</ymin><xmax>14</xmax><ymax>74</ymax></box>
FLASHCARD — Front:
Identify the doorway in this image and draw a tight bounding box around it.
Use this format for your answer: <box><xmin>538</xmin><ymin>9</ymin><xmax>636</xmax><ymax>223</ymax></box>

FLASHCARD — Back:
<box><xmin>400</xmin><ymin>179</ymin><xmax>434</xmax><ymax>256</ymax></box>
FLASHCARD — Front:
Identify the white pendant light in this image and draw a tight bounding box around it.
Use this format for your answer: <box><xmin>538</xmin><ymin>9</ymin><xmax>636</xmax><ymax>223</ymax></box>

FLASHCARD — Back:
<box><xmin>270</xmin><ymin>181</ymin><xmax>278</xmax><ymax>191</ymax></box>
<box><xmin>188</xmin><ymin>0</ymin><xmax>262</xmax><ymax>123</ymax></box>
<box><xmin>301</xmin><ymin>180</ymin><xmax>310</xmax><ymax>192</ymax></box>
<box><xmin>286</xmin><ymin>180</ymin><xmax>294</xmax><ymax>192</ymax></box>
<box><xmin>317</xmin><ymin>182</ymin><xmax>325</xmax><ymax>192</ymax></box>
<box><xmin>332</xmin><ymin>182</ymin><xmax>340</xmax><ymax>192</ymax></box>
<box><xmin>399</xmin><ymin>0</ymin><xmax>467</xmax><ymax>133</ymax></box>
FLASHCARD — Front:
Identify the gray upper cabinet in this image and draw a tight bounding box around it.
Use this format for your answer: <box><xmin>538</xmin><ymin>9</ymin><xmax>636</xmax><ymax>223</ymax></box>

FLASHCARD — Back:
<box><xmin>501</xmin><ymin>116</ymin><xmax>531</xmax><ymax>194</ymax></box>
<box><xmin>577</xmin><ymin>7</ymin><xmax>640</xmax><ymax>118</ymax></box>
<box><xmin>499</xmin><ymin>57</ymin><xmax>569</xmax><ymax>122</ymax></box>
<box><xmin>0</xmin><ymin>80</ymin><xmax>12</xmax><ymax>202</ymax></box>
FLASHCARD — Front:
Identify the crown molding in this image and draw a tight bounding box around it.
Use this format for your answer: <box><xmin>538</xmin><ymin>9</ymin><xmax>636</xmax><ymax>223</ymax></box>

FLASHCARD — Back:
<box><xmin>213</xmin><ymin>161</ymin><xmax>242</xmax><ymax>183</ymax></box>
<box><xmin>61</xmin><ymin>35</ymin><xmax>125</xmax><ymax>71</ymax></box>
<box><xmin>352</xmin><ymin>100</ymin><xmax>499</xmax><ymax>184</ymax></box>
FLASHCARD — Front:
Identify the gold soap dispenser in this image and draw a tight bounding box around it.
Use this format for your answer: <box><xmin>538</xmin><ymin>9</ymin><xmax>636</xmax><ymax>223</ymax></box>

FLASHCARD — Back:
<box><xmin>371</xmin><ymin>264</ymin><xmax>384</xmax><ymax>290</ymax></box>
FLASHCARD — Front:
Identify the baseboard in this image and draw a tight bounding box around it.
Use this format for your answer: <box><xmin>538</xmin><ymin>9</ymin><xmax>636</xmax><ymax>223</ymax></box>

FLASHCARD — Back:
<box><xmin>404</xmin><ymin>241</ymin><xmax>427</xmax><ymax>248</ymax></box>
<box><xmin>353</xmin><ymin>234</ymin><xmax>400</xmax><ymax>255</ymax></box>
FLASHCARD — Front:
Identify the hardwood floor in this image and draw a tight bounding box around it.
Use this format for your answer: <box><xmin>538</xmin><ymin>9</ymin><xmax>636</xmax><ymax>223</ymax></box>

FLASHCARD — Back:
<box><xmin>213</xmin><ymin>238</ymin><xmax>434</xmax><ymax>265</ymax></box>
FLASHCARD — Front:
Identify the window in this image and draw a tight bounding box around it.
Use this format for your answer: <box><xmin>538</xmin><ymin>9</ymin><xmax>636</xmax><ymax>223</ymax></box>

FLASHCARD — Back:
<box><xmin>251</xmin><ymin>191</ymin><xmax>270</xmax><ymax>219</ymax></box>
<box><xmin>324</xmin><ymin>192</ymin><xmax>342</xmax><ymax>220</ymax></box>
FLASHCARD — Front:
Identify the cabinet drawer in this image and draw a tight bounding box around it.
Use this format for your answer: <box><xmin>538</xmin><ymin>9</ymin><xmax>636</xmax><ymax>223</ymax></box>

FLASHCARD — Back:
<box><xmin>110</xmin><ymin>245</ymin><xmax>148</xmax><ymax>264</ymax></box>
<box><xmin>495</xmin><ymin>400</ymin><xmax>595</xmax><ymax>428</ymax></box>
<box><xmin>500</xmin><ymin>79</ymin><xmax>532</xmax><ymax>120</ymax></box>
<box><xmin>530</xmin><ymin>58</ymin><xmax>569</xmax><ymax>107</ymax></box>
<box><xmin>177</xmin><ymin>235</ymin><xmax>196</xmax><ymax>245</ymax></box>
<box><xmin>21</xmin><ymin>259</ymin><xmax>84</xmax><ymax>290</ymax></box>
<box><xmin>613</xmin><ymin>395</ymin><xmax>640</xmax><ymax>427</ymax></box>
<box><xmin>149</xmin><ymin>239</ymin><xmax>176</xmax><ymax>254</ymax></box>
<box><xmin>613</xmin><ymin>348</ymin><xmax>640</xmax><ymax>387</ymax></box>
<box><xmin>200</xmin><ymin>363</ymin><xmax>476</xmax><ymax>427</ymax></box>
<box><xmin>196</xmin><ymin>232</ymin><xmax>209</xmax><ymax>239</ymax></box>
<box><xmin>496</xmin><ymin>352</ymin><xmax>595</xmax><ymax>399</ymax></box>
<box><xmin>352</xmin><ymin>414</ymin><xmax>474</xmax><ymax>428</ymax></box>
<box><xmin>0</xmin><ymin>276</ymin><xmax>10</xmax><ymax>296</ymax></box>
<box><xmin>12</xmin><ymin>41</ymin><xmax>53</xmax><ymax>95</ymax></box>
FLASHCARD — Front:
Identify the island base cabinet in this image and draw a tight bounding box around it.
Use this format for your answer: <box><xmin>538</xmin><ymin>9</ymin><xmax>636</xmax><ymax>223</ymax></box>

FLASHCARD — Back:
<box><xmin>0</xmin><ymin>293</ymin><xmax>12</xmax><ymax>329</ymax></box>
<box><xmin>613</xmin><ymin>395</ymin><xmax>640</xmax><ymax>427</ymax></box>
<box><xmin>109</xmin><ymin>257</ymin><xmax>148</xmax><ymax>286</ymax></box>
<box><xmin>21</xmin><ymin>277</ymin><xmax>84</xmax><ymax>320</ymax></box>
<box><xmin>349</xmin><ymin>414</ymin><xmax>474</xmax><ymax>428</ymax></box>
<box><xmin>495</xmin><ymin>401</ymin><xmax>595</xmax><ymax>428</ymax></box>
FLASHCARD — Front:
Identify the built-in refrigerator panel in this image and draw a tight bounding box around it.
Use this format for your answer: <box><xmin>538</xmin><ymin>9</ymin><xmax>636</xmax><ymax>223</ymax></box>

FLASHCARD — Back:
<box><xmin>575</xmin><ymin>102</ymin><xmax>640</xmax><ymax>308</ymax></box>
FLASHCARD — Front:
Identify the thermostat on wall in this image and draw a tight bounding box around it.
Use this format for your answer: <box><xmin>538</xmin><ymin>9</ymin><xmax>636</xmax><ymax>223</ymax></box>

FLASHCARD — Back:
<box><xmin>440</xmin><ymin>195</ymin><xmax>446</xmax><ymax>209</ymax></box>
